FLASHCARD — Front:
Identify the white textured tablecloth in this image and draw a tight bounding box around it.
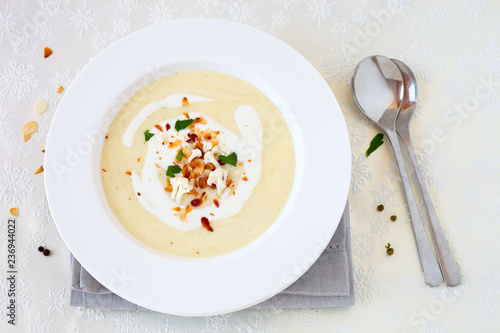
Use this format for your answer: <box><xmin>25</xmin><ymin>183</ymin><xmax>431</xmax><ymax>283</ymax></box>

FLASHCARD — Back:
<box><xmin>1</xmin><ymin>1</ymin><xmax>500</xmax><ymax>332</ymax></box>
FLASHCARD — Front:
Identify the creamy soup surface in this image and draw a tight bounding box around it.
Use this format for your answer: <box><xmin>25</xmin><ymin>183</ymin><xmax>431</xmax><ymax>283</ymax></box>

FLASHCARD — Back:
<box><xmin>101</xmin><ymin>71</ymin><xmax>295</xmax><ymax>257</ymax></box>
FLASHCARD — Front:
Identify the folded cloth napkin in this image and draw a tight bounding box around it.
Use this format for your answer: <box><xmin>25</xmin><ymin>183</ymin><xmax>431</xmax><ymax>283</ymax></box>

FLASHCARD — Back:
<box><xmin>70</xmin><ymin>202</ymin><xmax>354</xmax><ymax>310</ymax></box>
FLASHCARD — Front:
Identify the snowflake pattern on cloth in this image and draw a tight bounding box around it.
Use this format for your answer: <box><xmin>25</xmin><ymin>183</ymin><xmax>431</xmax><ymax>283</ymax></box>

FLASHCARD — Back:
<box><xmin>0</xmin><ymin>1</ymin><xmax>498</xmax><ymax>332</ymax></box>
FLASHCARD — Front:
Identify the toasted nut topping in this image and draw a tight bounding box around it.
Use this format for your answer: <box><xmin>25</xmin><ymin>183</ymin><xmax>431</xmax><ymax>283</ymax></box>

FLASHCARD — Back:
<box><xmin>10</xmin><ymin>208</ymin><xmax>19</xmax><ymax>217</ymax></box>
<box><xmin>22</xmin><ymin>121</ymin><xmax>38</xmax><ymax>142</ymax></box>
<box><xmin>201</xmin><ymin>217</ymin><xmax>213</xmax><ymax>232</ymax></box>
<box><xmin>154</xmin><ymin>124</ymin><xmax>163</xmax><ymax>132</ymax></box>
<box><xmin>44</xmin><ymin>47</ymin><xmax>52</xmax><ymax>58</ymax></box>
<box><xmin>56</xmin><ymin>86</ymin><xmax>64</xmax><ymax>93</ymax></box>
<box><xmin>182</xmin><ymin>97</ymin><xmax>189</xmax><ymax>106</ymax></box>
<box><xmin>35</xmin><ymin>166</ymin><xmax>44</xmax><ymax>175</ymax></box>
<box><xmin>191</xmin><ymin>198</ymin><xmax>202</xmax><ymax>207</ymax></box>
<box><xmin>33</xmin><ymin>99</ymin><xmax>48</xmax><ymax>115</ymax></box>
<box><xmin>167</xmin><ymin>139</ymin><xmax>182</xmax><ymax>148</ymax></box>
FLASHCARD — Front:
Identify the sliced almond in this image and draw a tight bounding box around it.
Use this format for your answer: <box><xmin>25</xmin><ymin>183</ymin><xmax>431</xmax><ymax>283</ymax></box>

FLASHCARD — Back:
<box><xmin>33</xmin><ymin>99</ymin><xmax>48</xmax><ymax>115</ymax></box>
<box><xmin>10</xmin><ymin>207</ymin><xmax>19</xmax><ymax>217</ymax></box>
<box><xmin>56</xmin><ymin>86</ymin><xmax>64</xmax><ymax>93</ymax></box>
<box><xmin>35</xmin><ymin>166</ymin><xmax>44</xmax><ymax>175</ymax></box>
<box><xmin>22</xmin><ymin>121</ymin><xmax>38</xmax><ymax>142</ymax></box>
<box><xmin>44</xmin><ymin>47</ymin><xmax>52</xmax><ymax>58</ymax></box>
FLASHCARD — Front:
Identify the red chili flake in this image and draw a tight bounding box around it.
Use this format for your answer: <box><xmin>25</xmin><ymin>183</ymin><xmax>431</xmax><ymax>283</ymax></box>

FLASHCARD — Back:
<box><xmin>105</xmin><ymin>135</ymin><xmax>108</xmax><ymax>139</ymax></box>
<box><xmin>210</xmin><ymin>213</ymin><xmax>215</xmax><ymax>216</ymax></box>
<box><xmin>155</xmin><ymin>124</ymin><xmax>163</xmax><ymax>132</ymax></box>
<box><xmin>102</xmin><ymin>168</ymin><xmax>106</xmax><ymax>172</ymax></box>
<box><xmin>242</xmin><ymin>176</ymin><xmax>248</xmax><ymax>181</ymax></box>
<box><xmin>191</xmin><ymin>198</ymin><xmax>202</xmax><ymax>207</ymax></box>
<box><xmin>166</xmin><ymin>123</ymin><xmax>171</xmax><ymax>131</ymax></box>
<box><xmin>213</xmin><ymin>199</ymin><xmax>219</xmax><ymax>208</ymax></box>
<box><xmin>137</xmin><ymin>192</ymin><xmax>141</xmax><ymax>196</ymax></box>
<box><xmin>41</xmin><ymin>149</ymin><xmax>45</xmax><ymax>153</ymax></box>
<box><xmin>248</xmin><ymin>159</ymin><xmax>252</xmax><ymax>162</ymax></box>
<box><xmin>186</xmin><ymin>133</ymin><xmax>198</xmax><ymax>143</ymax></box>
<box><xmin>201</xmin><ymin>217</ymin><xmax>213</xmax><ymax>232</ymax></box>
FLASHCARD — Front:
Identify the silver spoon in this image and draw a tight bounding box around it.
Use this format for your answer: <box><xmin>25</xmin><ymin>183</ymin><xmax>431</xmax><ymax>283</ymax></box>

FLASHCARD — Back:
<box><xmin>393</xmin><ymin>58</ymin><xmax>462</xmax><ymax>286</ymax></box>
<box><xmin>351</xmin><ymin>55</ymin><xmax>443</xmax><ymax>287</ymax></box>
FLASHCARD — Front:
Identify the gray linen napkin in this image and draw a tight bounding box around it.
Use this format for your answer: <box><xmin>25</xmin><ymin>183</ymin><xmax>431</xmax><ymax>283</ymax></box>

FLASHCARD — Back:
<box><xmin>70</xmin><ymin>202</ymin><xmax>354</xmax><ymax>310</ymax></box>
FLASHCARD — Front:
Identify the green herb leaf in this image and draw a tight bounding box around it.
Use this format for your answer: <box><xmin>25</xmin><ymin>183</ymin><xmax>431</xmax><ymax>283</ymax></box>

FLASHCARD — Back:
<box><xmin>218</xmin><ymin>152</ymin><xmax>237</xmax><ymax>167</ymax></box>
<box><xmin>175</xmin><ymin>119</ymin><xmax>194</xmax><ymax>131</ymax></box>
<box><xmin>176</xmin><ymin>149</ymin><xmax>184</xmax><ymax>162</ymax></box>
<box><xmin>166</xmin><ymin>165</ymin><xmax>182</xmax><ymax>177</ymax></box>
<box><xmin>144</xmin><ymin>130</ymin><xmax>154</xmax><ymax>142</ymax></box>
<box><xmin>365</xmin><ymin>133</ymin><xmax>384</xmax><ymax>157</ymax></box>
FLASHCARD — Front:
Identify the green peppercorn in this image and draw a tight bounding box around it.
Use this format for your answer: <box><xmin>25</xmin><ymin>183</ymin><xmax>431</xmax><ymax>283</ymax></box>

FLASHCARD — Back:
<box><xmin>385</xmin><ymin>243</ymin><xmax>394</xmax><ymax>255</ymax></box>
<box><xmin>391</xmin><ymin>215</ymin><xmax>397</xmax><ymax>221</ymax></box>
<box><xmin>377</xmin><ymin>204</ymin><xmax>384</xmax><ymax>212</ymax></box>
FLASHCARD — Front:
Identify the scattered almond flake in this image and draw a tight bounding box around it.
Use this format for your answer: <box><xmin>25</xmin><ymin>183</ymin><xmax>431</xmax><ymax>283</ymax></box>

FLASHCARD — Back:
<box><xmin>35</xmin><ymin>166</ymin><xmax>44</xmax><ymax>175</ymax></box>
<box><xmin>125</xmin><ymin>171</ymin><xmax>132</xmax><ymax>175</ymax></box>
<box><xmin>10</xmin><ymin>207</ymin><xmax>19</xmax><ymax>217</ymax></box>
<box><xmin>154</xmin><ymin>124</ymin><xmax>163</xmax><ymax>132</ymax></box>
<box><xmin>167</xmin><ymin>139</ymin><xmax>182</xmax><ymax>148</ymax></box>
<box><xmin>56</xmin><ymin>86</ymin><xmax>64</xmax><ymax>93</ymax></box>
<box><xmin>242</xmin><ymin>176</ymin><xmax>248</xmax><ymax>181</ymax></box>
<box><xmin>33</xmin><ymin>99</ymin><xmax>48</xmax><ymax>115</ymax></box>
<box><xmin>102</xmin><ymin>168</ymin><xmax>106</xmax><ymax>172</ymax></box>
<box><xmin>182</xmin><ymin>97</ymin><xmax>189</xmax><ymax>106</ymax></box>
<box><xmin>44</xmin><ymin>47</ymin><xmax>52</xmax><ymax>58</ymax></box>
<box><xmin>22</xmin><ymin>121</ymin><xmax>38</xmax><ymax>142</ymax></box>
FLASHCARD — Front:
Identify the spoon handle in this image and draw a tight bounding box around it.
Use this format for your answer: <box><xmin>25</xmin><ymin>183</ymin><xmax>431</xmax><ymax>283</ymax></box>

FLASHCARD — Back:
<box><xmin>398</xmin><ymin>134</ymin><xmax>462</xmax><ymax>286</ymax></box>
<box><xmin>385</xmin><ymin>130</ymin><xmax>443</xmax><ymax>287</ymax></box>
